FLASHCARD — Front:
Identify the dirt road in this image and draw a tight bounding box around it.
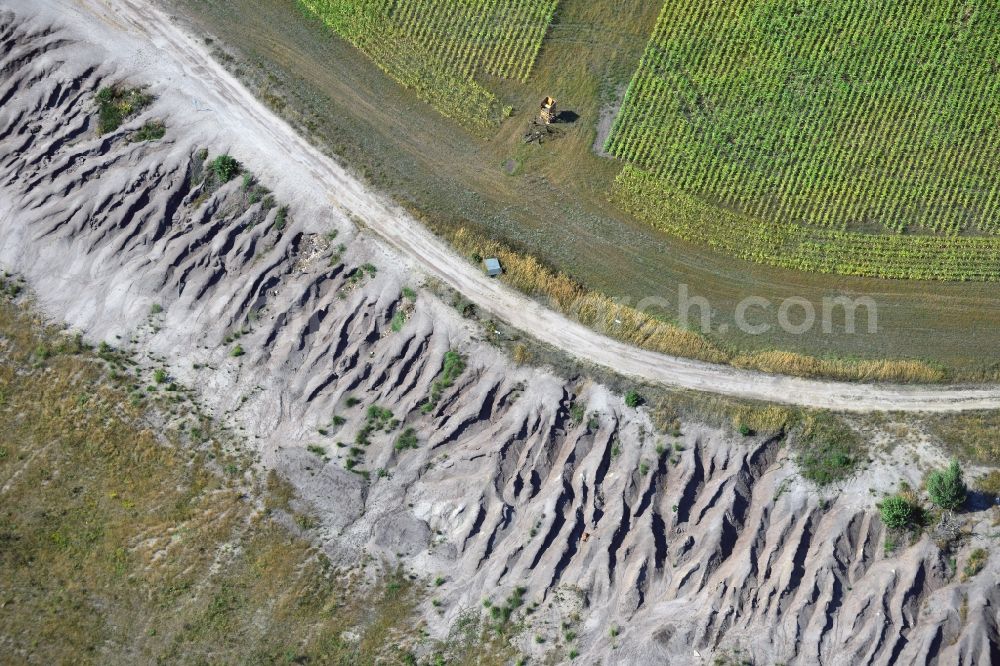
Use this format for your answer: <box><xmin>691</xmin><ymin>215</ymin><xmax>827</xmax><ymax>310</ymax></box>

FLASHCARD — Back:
<box><xmin>27</xmin><ymin>0</ymin><xmax>1000</xmax><ymax>412</ymax></box>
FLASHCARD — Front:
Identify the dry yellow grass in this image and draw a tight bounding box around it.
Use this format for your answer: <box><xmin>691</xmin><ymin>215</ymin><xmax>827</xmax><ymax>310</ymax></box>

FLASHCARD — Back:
<box><xmin>732</xmin><ymin>350</ymin><xmax>946</xmax><ymax>384</ymax></box>
<box><xmin>451</xmin><ymin>227</ymin><xmax>948</xmax><ymax>384</ymax></box>
<box><xmin>730</xmin><ymin>404</ymin><xmax>794</xmax><ymax>435</ymax></box>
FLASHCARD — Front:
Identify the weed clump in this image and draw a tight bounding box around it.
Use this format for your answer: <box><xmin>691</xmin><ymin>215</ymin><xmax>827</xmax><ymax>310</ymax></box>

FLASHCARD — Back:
<box><xmin>624</xmin><ymin>390</ymin><xmax>642</xmax><ymax>408</ymax></box>
<box><xmin>962</xmin><ymin>548</ymin><xmax>988</xmax><ymax>581</ymax></box>
<box><xmin>395</xmin><ymin>427</ymin><xmax>419</xmax><ymax>451</ymax></box>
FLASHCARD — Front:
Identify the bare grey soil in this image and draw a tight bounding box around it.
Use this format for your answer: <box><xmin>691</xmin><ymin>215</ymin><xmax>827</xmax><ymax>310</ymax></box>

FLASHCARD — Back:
<box><xmin>1</xmin><ymin>3</ymin><xmax>998</xmax><ymax>665</ymax></box>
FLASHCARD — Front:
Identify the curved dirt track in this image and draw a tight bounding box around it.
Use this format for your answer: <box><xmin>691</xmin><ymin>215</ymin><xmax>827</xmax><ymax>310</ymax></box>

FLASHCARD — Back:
<box><xmin>42</xmin><ymin>0</ymin><xmax>1000</xmax><ymax>413</ymax></box>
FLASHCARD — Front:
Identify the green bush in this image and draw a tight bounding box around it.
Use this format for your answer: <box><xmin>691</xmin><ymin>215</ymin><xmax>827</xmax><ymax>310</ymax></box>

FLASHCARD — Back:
<box><xmin>879</xmin><ymin>495</ymin><xmax>915</xmax><ymax>529</ymax></box>
<box><xmin>624</xmin><ymin>391</ymin><xmax>641</xmax><ymax>408</ymax></box>
<box><xmin>212</xmin><ymin>154</ymin><xmax>240</xmax><ymax>182</ymax></box>
<box><xmin>420</xmin><ymin>351</ymin><xmax>466</xmax><ymax>413</ymax></box>
<box><xmin>926</xmin><ymin>460</ymin><xmax>967</xmax><ymax>511</ymax></box>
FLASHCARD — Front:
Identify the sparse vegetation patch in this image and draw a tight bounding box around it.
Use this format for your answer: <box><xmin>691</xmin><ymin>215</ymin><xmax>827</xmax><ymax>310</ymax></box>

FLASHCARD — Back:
<box><xmin>421</xmin><ymin>350</ymin><xmax>466</xmax><ymax>414</ymax></box>
<box><xmin>95</xmin><ymin>85</ymin><xmax>152</xmax><ymax>134</ymax></box>
<box><xmin>792</xmin><ymin>413</ymin><xmax>865</xmax><ymax>485</ymax></box>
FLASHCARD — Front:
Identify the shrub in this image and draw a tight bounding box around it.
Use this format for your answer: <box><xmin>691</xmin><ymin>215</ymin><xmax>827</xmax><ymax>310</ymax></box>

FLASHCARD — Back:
<box><xmin>624</xmin><ymin>390</ymin><xmax>641</xmax><ymax>408</ymax></box>
<box><xmin>153</xmin><ymin>369</ymin><xmax>167</xmax><ymax>384</ymax></box>
<box><xmin>211</xmin><ymin>154</ymin><xmax>240</xmax><ymax>182</ymax></box>
<box><xmin>420</xmin><ymin>351</ymin><xmax>466</xmax><ymax>413</ymax></box>
<box><xmin>401</xmin><ymin>286</ymin><xmax>417</xmax><ymax>301</ymax></box>
<box><xmin>880</xmin><ymin>495</ymin><xmax>915</xmax><ymax>529</ymax></box>
<box><xmin>150</xmin><ymin>303</ymin><xmax>163</xmax><ymax>315</ymax></box>
<box><xmin>230</xmin><ymin>344</ymin><xmax>244</xmax><ymax>358</ymax></box>
<box><xmin>926</xmin><ymin>460</ymin><xmax>968</xmax><ymax>511</ymax></box>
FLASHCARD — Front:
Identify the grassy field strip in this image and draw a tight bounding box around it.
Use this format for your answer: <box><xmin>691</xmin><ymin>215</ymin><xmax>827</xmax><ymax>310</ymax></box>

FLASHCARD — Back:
<box><xmin>298</xmin><ymin>0</ymin><xmax>559</xmax><ymax>128</ymax></box>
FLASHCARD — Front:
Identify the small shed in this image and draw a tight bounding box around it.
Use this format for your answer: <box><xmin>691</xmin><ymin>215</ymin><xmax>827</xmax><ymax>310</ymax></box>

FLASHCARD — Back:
<box><xmin>484</xmin><ymin>257</ymin><xmax>503</xmax><ymax>277</ymax></box>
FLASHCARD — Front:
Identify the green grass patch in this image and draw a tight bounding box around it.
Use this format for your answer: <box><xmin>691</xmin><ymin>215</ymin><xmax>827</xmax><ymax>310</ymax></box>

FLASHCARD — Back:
<box><xmin>394</xmin><ymin>427</ymin><xmax>419</xmax><ymax>451</ymax></box>
<box><xmin>212</xmin><ymin>154</ymin><xmax>241</xmax><ymax>182</ymax></box>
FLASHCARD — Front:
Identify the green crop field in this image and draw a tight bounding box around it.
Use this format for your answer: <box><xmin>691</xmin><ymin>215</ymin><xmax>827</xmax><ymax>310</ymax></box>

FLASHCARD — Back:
<box><xmin>298</xmin><ymin>0</ymin><xmax>559</xmax><ymax>129</ymax></box>
<box><xmin>607</xmin><ymin>0</ymin><xmax>1000</xmax><ymax>280</ymax></box>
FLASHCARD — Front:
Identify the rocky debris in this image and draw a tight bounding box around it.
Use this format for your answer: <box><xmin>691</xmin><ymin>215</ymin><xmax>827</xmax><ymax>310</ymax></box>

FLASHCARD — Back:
<box><xmin>0</xmin><ymin>10</ymin><xmax>997</xmax><ymax>665</ymax></box>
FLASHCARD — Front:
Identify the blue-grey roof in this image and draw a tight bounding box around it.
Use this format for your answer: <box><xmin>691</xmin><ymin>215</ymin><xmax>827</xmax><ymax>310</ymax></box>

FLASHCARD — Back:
<box><xmin>484</xmin><ymin>258</ymin><xmax>502</xmax><ymax>272</ymax></box>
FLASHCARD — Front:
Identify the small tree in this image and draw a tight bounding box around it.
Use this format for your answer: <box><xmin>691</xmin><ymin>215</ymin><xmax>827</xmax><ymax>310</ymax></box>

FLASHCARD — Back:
<box><xmin>927</xmin><ymin>460</ymin><xmax>967</xmax><ymax>511</ymax></box>
<box><xmin>879</xmin><ymin>495</ymin><xmax>914</xmax><ymax>529</ymax></box>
